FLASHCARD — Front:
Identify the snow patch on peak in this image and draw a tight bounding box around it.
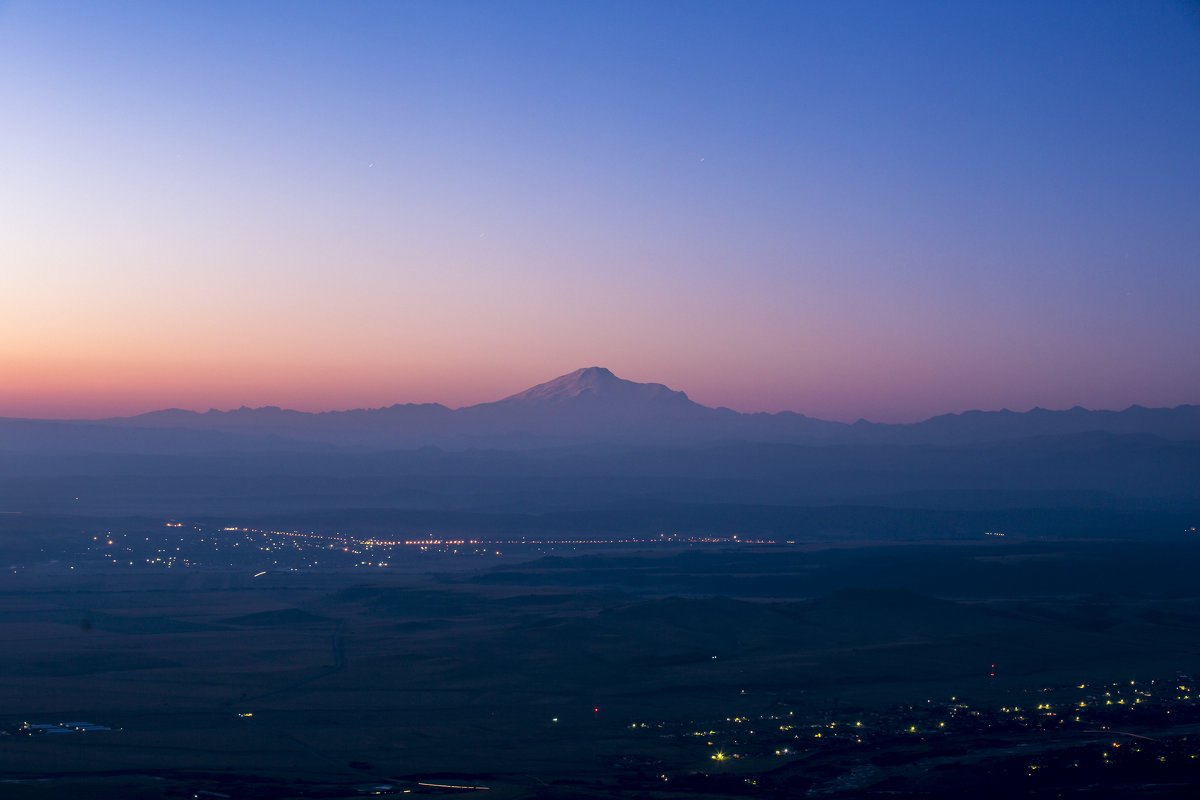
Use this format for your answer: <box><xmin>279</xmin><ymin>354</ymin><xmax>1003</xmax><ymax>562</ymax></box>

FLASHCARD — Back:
<box><xmin>495</xmin><ymin>367</ymin><xmax>694</xmax><ymax>407</ymax></box>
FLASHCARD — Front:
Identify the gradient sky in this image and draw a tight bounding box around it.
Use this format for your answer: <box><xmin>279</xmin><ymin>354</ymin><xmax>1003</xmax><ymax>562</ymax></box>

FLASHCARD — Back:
<box><xmin>2</xmin><ymin>1</ymin><xmax>1198</xmax><ymax>422</ymax></box>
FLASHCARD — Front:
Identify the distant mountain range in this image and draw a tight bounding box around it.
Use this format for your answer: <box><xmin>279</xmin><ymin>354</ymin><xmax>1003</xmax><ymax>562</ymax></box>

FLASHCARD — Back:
<box><xmin>2</xmin><ymin>366</ymin><xmax>1197</xmax><ymax>454</ymax></box>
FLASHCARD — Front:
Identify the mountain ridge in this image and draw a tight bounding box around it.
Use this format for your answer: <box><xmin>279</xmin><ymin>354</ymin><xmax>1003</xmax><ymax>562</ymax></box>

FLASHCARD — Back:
<box><xmin>1</xmin><ymin>367</ymin><xmax>1198</xmax><ymax>452</ymax></box>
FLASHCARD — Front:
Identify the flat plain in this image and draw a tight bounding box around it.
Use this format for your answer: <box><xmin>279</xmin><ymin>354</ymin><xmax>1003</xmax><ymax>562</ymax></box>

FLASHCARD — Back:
<box><xmin>2</xmin><ymin>539</ymin><xmax>1200</xmax><ymax>798</ymax></box>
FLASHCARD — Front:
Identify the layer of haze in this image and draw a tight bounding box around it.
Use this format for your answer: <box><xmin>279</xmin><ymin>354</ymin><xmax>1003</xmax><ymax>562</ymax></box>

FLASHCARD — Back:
<box><xmin>2</xmin><ymin>1</ymin><xmax>1198</xmax><ymax>422</ymax></box>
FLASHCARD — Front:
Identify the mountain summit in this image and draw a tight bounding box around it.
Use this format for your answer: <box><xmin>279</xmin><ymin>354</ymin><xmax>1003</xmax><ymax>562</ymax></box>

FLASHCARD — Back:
<box><xmin>457</xmin><ymin>367</ymin><xmax>709</xmax><ymax>444</ymax></box>
<box><xmin>493</xmin><ymin>367</ymin><xmax>697</xmax><ymax>409</ymax></box>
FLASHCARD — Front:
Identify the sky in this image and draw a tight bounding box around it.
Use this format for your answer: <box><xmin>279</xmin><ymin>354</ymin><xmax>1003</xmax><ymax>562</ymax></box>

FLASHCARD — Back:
<box><xmin>2</xmin><ymin>0</ymin><xmax>1198</xmax><ymax>422</ymax></box>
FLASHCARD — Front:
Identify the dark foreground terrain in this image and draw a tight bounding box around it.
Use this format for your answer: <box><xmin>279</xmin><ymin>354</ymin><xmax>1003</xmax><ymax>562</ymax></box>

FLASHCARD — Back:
<box><xmin>2</xmin><ymin>534</ymin><xmax>1200</xmax><ymax>799</ymax></box>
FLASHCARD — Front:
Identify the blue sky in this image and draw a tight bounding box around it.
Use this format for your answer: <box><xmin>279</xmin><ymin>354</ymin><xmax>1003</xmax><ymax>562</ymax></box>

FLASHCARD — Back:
<box><xmin>2</xmin><ymin>1</ymin><xmax>1198</xmax><ymax>420</ymax></box>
